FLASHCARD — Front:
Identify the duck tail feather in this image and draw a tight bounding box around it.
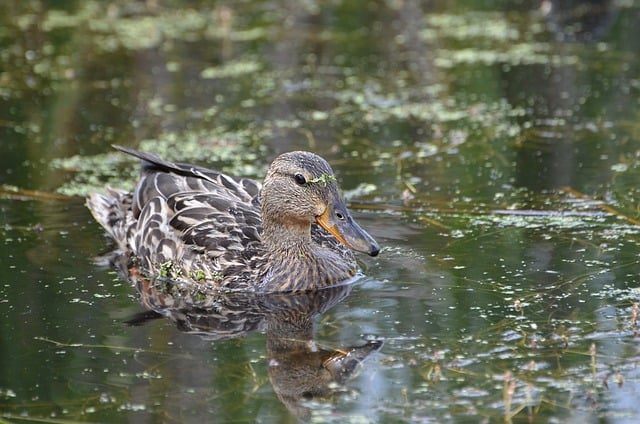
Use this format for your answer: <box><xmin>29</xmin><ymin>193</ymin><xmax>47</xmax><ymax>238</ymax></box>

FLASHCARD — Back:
<box><xmin>86</xmin><ymin>188</ymin><xmax>133</xmax><ymax>250</ymax></box>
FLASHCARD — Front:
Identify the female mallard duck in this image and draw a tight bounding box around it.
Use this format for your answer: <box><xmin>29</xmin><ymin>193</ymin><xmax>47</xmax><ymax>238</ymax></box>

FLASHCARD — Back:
<box><xmin>87</xmin><ymin>146</ymin><xmax>379</xmax><ymax>292</ymax></box>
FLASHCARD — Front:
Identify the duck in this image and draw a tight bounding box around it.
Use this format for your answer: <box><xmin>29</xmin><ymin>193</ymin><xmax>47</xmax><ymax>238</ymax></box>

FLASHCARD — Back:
<box><xmin>87</xmin><ymin>145</ymin><xmax>379</xmax><ymax>292</ymax></box>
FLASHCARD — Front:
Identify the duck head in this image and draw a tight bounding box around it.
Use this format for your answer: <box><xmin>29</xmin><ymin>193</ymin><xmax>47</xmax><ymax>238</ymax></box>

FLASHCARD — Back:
<box><xmin>260</xmin><ymin>151</ymin><xmax>379</xmax><ymax>256</ymax></box>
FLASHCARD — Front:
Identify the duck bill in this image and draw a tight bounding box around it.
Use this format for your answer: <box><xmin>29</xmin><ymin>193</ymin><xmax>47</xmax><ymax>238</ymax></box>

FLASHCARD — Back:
<box><xmin>316</xmin><ymin>205</ymin><xmax>380</xmax><ymax>257</ymax></box>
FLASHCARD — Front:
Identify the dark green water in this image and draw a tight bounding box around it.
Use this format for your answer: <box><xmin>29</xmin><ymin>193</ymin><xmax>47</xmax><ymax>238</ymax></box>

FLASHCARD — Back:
<box><xmin>2</xmin><ymin>1</ymin><xmax>640</xmax><ymax>422</ymax></box>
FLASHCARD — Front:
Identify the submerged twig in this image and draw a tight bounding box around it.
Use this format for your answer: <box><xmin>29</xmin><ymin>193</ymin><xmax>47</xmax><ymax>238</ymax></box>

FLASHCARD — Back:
<box><xmin>503</xmin><ymin>370</ymin><xmax>516</xmax><ymax>423</ymax></box>
<box><xmin>34</xmin><ymin>336</ymin><xmax>194</xmax><ymax>359</ymax></box>
<box><xmin>0</xmin><ymin>185</ymin><xmax>70</xmax><ymax>201</ymax></box>
<box><xmin>1</xmin><ymin>412</ymin><xmax>90</xmax><ymax>423</ymax></box>
<box><xmin>349</xmin><ymin>201</ymin><xmax>611</xmax><ymax>218</ymax></box>
<box><xmin>561</xmin><ymin>186</ymin><xmax>640</xmax><ymax>226</ymax></box>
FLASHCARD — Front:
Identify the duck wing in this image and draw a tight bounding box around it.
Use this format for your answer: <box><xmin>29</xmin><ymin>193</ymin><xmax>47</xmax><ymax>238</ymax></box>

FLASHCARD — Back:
<box><xmin>167</xmin><ymin>191</ymin><xmax>263</xmax><ymax>259</ymax></box>
<box><xmin>113</xmin><ymin>145</ymin><xmax>260</xmax><ymax>216</ymax></box>
<box><xmin>115</xmin><ymin>146</ymin><xmax>264</xmax><ymax>278</ymax></box>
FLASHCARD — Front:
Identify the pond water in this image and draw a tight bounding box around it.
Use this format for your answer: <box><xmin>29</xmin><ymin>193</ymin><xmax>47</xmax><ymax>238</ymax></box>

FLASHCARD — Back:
<box><xmin>2</xmin><ymin>0</ymin><xmax>640</xmax><ymax>422</ymax></box>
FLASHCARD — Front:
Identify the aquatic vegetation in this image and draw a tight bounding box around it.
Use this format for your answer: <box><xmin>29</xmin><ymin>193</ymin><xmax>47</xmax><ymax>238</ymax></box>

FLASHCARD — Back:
<box><xmin>201</xmin><ymin>60</ymin><xmax>262</xmax><ymax>79</ymax></box>
<box><xmin>308</xmin><ymin>173</ymin><xmax>337</xmax><ymax>187</ymax></box>
<box><xmin>423</xmin><ymin>13</ymin><xmax>528</xmax><ymax>42</ymax></box>
<box><xmin>51</xmin><ymin>128</ymin><xmax>266</xmax><ymax>196</ymax></box>
<box><xmin>434</xmin><ymin>44</ymin><xmax>580</xmax><ymax>68</ymax></box>
<box><xmin>422</xmin><ymin>12</ymin><xmax>580</xmax><ymax>67</ymax></box>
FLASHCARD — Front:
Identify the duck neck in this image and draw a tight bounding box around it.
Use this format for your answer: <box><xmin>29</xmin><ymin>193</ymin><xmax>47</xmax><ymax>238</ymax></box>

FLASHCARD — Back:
<box><xmin>259</xmin><ymin>221</ymin><xmax>353</xmax><ymax>292</ymax></box>
<box><xmin>261</xmin><ymin>220</ymin><xmax>315</xmax><ymax>257</ymax></box>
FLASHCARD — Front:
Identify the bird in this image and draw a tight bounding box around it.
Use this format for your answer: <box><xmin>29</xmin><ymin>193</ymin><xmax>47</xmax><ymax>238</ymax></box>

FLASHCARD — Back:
<box><xmin>87</xmin><ymin>145</ymin><xmax>379</xmax><ymax>292</ymax></box>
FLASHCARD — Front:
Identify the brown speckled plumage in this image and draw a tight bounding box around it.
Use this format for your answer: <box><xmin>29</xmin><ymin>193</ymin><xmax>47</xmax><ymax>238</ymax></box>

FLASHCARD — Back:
<box><xmin>87</xmin><ymin>146</ymin><xmax>379</xmax><ymax>292</ymax></box>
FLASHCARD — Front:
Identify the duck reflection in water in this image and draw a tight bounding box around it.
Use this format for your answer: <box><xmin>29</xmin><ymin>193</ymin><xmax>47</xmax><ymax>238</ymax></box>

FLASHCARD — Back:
<box><xmin>125</xmin><ymin>269</ymin><xmax>382</xmax><ymax>420</ymax></box>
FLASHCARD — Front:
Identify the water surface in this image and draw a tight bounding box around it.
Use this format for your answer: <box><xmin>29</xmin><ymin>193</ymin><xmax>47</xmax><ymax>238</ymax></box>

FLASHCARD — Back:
<box><xmin>2</xmin><ymin>1</ymin><xmax>640</xmax><ymax>422</ymax></box>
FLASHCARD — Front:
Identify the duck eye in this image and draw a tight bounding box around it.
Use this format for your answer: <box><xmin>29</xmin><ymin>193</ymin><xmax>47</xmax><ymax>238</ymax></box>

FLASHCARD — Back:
<box><xmin>294</xmin><ymin>174</ymin><xmax>307</xmax><ymax>185</ymax></box>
